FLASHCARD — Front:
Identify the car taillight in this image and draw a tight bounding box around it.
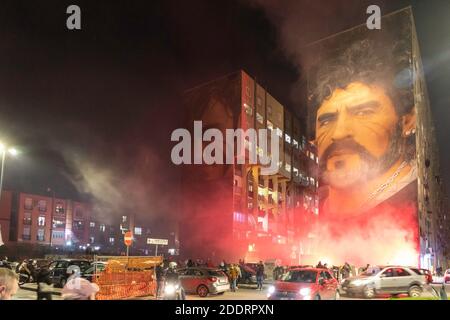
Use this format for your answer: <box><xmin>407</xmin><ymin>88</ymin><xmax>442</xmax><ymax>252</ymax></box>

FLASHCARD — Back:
<box><xmin>208</xmin><ymin>277</ymin><xmax>218</xmax><ymax>282</ymax></box>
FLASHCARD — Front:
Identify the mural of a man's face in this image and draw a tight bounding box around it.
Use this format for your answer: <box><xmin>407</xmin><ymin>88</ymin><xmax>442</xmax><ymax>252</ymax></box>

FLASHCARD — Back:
<box><xmin>315</xmin><ymin>82</ymin><xmax>404</xmax><ymax>190</ymax></box>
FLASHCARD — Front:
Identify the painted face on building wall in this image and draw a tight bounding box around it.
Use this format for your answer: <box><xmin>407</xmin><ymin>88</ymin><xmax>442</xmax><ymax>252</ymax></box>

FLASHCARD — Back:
<box><xmin>316</xmin><ymin>82</ymin><xmax>402</xmax><ymax>190</ymax></box>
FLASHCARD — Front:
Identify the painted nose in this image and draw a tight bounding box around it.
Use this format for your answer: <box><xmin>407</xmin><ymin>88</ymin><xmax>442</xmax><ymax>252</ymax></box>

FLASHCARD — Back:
<box><xmin>331</xmin><ymin>113</ymin><xmax>353</xmax><ymax>142</ymax></box>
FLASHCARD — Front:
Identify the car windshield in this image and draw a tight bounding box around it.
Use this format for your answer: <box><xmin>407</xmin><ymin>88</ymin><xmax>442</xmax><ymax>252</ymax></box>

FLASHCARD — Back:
<box><xmin>280</xmin><ymin>270</ymin><xmax>317</xmax><ymax>283</ymax></box>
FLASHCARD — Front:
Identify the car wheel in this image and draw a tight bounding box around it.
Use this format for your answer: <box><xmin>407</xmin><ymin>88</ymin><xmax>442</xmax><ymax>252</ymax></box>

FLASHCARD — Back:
<box><xmin>59</xmin><ymin>278</ymin><xmax>67</xmax><ymax>288</ymax></box>
<box><xmin>334</xmin><ymin>290</ymin><xmax>340</xmax><ymax>300</ymax></box>
<box><xmin>363</xmin><ymin>286</ymin><xmax>375</xmax><ymax>299</ymax></box>
<box><xmin>197</xmin><ymin>285</ymin><xmax>209</xmax><ymax>298</ymax></box>
<box><xmin>408</xmin><ymin>285</ymin><xmax>422</xmax><ymax>298</ymax></box>
<box><xmin>314</xmin><ymin>294</ymin><xmax>321</xmax><ymax>300</ymax></box>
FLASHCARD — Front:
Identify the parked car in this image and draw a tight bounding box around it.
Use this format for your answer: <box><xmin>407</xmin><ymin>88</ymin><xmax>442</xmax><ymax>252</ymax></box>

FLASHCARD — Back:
<box><xmin>178</xmin><ymin>267</ymin><xmax>230</xmax><ymax>297</ymax></box>
<box><xmin>48</xmin><ymin>259</ymin><xmax>91</xmax><ymax>287</ymax></box>
<box><xmin>445</xmin><ymin>269</ymin><xmax>450</xmax><ymax>284</ymax></box>
<box><xmin>340</xmin><ymin>266</ymin><xmax>426</xmax><ymax>298</ymax></box>
<box><xmin>267</xmin><ymin>267</ymin><xmax>339</xmax><ymax>300</ymax></box>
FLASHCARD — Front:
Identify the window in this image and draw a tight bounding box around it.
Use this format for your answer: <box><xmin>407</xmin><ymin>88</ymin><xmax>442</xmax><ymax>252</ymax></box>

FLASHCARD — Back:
<box><xmin>23</xmin><ymin>212</ymin><xmax>32</xmax><ymax>226</ymax></box>
<box><xmin>52</xmin><ymin>230</ymin><xmax>65</xmax><ymax>239</ymax></box>
<box><xmin>256</xmin><ymin>113</ymin><xmax>264</xmax><ymax>124</ymax></box>
<box><xmin>38</xmin><ymin>200</ymin><xmax>47</xmax><ymax>212</ymax></box>
<box><xmin>276</xmin><ymin>128</ymin><xmax>283</xmax><ymax>138</ymax></box>
<box><xmin>38</xmin><ymin>216</ymin><xmax>45</xmax><ymax>227</ymax></box>
<box><xmin>285</xmin><ymin>134</ymin><xmax>291</xmax><ymax>144</ymax></box>
<box><xmin>122</xmin><ymin>216</ymin><xmax>127</xmax><ymax>223</ymax></box>
<box><xmin>73</xmin><ymin>221</ymin><xmax>84</xmax><ymax>231</ymax></box>
<box><xmin>90</xmin><ymin>236</ymin><xmax>95</xmax><ymax>244</ymax></box>
<box><xmin>134</xmin><ymin>227</ymin><xmax>142</xmax><ymax>235</ymax></box>
<box><xmin>309</xmin><ymin>152</ymin><xmax>315</xmax><ymax>161</ymax></box>
<box><xmin>55</xmin><ymin>203</ymin><xmax>64</xmax><ymax>214</ymax></box>
<box><xmin>90</xmin><ymin>222</ymin><xmax>95</xmax><ymax>228</ymax></box>
<box><xmin>244</xmin><ymin>103</ymin><xmax>253</xmax><ymax>116</ymax></box>
<box><xmin>382</xmin><ymin>268</ymin><xmax>394</xmax><ymax>278</ymax></box>
<box><xmin>22</xmin><ymin>227</ymin><xmax>31</xmax><ymax>240</ymax></box>
<box><xmin>100</xmin><ymin>224</ymin><xmax>106</xmax><ymax>232</ymax></box>
<box><xmin>24</xmin><ymin>198</ymin><xmax>33</xmax><ymax>210</ymax></box>
<box><xmin>285</xmin><ymin>163</ymin><xmax>291</xmax><ymax>172</ymax></box>
<box><xmin>395</xmin><ymin>268</ymin><xmax>410</xmax><ymax>277</ymax></box>
<box><xmin>37</xmin><ymin>229</ymin><xmax>45</xmax><ymax>241</ymax></box>
<box><xmin>109</xmin><ymin>237</ymin><xmax>115</xmax><ymax>244</ymax></box>
<box><xmin>52</xmin><ymin>219</ymin><xmax>65</xmax><ymax>229</ymax></box>
<box><xmin>75</xmin><ymin>207</ymin><xmax>83</xmax><ymax>218</ymax></box>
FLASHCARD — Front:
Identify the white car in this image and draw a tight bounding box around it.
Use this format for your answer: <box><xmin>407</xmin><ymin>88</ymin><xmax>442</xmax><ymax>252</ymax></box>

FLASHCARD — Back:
<box><xmin>444</xmin><ymin>269</ymin><xmax>450</xmax><ymax>284</ymax></box>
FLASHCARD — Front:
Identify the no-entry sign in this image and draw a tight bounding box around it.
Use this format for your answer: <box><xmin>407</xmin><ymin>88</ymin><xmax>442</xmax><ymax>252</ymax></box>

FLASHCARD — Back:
<box><xmin>124</xmin><ymin>231</ymin><xmax>133</xmax><ymax>246</ymax></box>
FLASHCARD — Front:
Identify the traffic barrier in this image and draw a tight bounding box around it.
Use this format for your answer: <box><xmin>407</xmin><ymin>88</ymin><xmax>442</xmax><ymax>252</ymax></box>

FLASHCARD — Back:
<box><xmin>93</xmin><ymin>256</ymin><xmax>162</xmax><ymax>300</ymax></box>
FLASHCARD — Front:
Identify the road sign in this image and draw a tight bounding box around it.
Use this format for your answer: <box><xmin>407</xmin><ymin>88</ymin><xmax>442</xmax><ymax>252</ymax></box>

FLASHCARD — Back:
<box><xmin>124</xmin><ymin>231</ymin><xmax>133</xmax><ymax>246</ymax></box>
<box><xmin>147</xmin><ymin>238</ymin><xmax>168</xmax><ymax>245</ymax></box>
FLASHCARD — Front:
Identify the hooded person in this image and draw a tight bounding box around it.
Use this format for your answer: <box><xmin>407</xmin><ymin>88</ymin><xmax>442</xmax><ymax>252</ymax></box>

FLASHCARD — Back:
<box><xmin>62</xmin><ymin>265</ymin><xmax>99</xmax><ymax>300</ymax></box>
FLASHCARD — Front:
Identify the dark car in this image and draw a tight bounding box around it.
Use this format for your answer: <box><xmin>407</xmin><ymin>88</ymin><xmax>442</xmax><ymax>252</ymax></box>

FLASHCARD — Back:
<box><xmin>48</xmin><ymin>259</ymin><xmax>91</xmax><ymax>287</ymax></box>
<box><xmin>267</xmin><ymin>267</ymin><xmax>339</xmax><ymax>300</ymax></box>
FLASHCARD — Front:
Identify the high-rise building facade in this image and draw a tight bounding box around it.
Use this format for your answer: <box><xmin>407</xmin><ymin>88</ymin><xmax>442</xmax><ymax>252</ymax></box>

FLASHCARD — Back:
<box><xmin>180</xmin><ymin>70</ymin><xmax>319</xmax><ymax>264</ymax></box>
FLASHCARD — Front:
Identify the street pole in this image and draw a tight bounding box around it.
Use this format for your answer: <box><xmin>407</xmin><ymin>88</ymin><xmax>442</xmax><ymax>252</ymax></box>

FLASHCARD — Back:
<box><xmin>155</xmin><ymin>244</ymin><xmax>158</xmax><ymax>256</ymax></box>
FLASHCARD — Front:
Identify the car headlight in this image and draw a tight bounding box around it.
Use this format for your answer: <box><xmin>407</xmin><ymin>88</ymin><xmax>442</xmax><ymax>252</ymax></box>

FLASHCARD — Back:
<box><xmin>352</xmin><ymin>279</ymin><xmax>369</xmax><ymax>286</ymax></box>
<box><xmin>268</xmin><ymin>286</ymin><xmax>276</xmax><ymax>295</ymax></box>
<box><xmin>164</xmin><ymin>284</ymin><xmax>178</xmax><ymax>294</ymax></box>
<box><xmin>299</xmin><ymin>288</ymin><xmax>311</xmax><ymax>296</ymax></box>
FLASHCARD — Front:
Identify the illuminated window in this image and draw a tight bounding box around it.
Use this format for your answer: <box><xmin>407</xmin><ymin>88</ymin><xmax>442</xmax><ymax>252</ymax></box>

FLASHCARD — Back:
<box><xmin>134</xmin><ymin>227</ymin><xmax>142</xmax><ymax>235</ymax></box>
<box><xmin>38</xmin><ymin>216</ymin><xmax>45</xmax><ymax>227</ymax></box>
<box><xmin>100</xmin><ymin>224</ymin><xmax>106</xmax><ymax>232</ymax></box>
<box><xmin>109</xmin><ymin>237</ymin><xmax>115</xmax><ymax>244</ymax></box>
<box><xmin>256</xmin><ymin>113</ymin><xmax>264</xmax><ymax>124</ymax></box>
<box><xmin>55</xmin><ymin>204</ymin><xmax>64</xmax><ymax>214</ymax></box>
<box><xmin>23</xmin><ymin>212</ymin><xmax>32</xmax><ymax>225</ymax></box>
<box><xmin>244</xmin><ymin>103</ymin><xmax>253</xmax><ymax>116</ymax></box>
<box><xmin>276</xmin><ymin>128</ymin><xmax>283</xmax><ymax>138</ymax></box>
<box><xmin>52</xmin><ymin>219</ymin><xmax>65</xmax><ymax>229</ymax></box>
<box><xmin>122</xmin><ymin>216</ymin><xmax>127</xmax><ymax>223</ymax></box>
<box><xmin>285</xmin><ymin>163</ymin><xmax>291</xmax><ymax>172</ymax></box>
<box><xmin>285</xmin><ymin>134</ymin><xmax>291</xmax><ymax>144</ymax></box>
<box><xmin>90</xmin><ymin>222</ymin><xmax>95</xmax><ymax>228</ymax></box>
<box><xmin>90</xmin><ymin>237</ymin><xmax>95</xmax><ymax>244</ymax></box>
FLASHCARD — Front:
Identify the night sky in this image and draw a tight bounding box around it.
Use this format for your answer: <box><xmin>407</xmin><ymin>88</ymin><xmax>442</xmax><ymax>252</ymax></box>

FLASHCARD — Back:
<box><xmin>0</xmin><ymin>0</ymin><xmax>449</xmax><ymax>229</ymax></box>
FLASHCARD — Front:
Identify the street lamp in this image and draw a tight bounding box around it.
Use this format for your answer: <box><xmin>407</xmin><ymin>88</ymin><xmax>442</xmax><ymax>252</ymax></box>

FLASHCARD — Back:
<box><xmin>0</xmin><ymin>142</ymin><xmax>19</xmax><ymax>201</ymax></box>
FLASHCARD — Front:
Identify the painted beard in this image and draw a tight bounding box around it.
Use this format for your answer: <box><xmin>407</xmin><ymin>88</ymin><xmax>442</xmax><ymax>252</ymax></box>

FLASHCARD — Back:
<box><xmin>319</xmin><ymin>123</ymin><xmax>404</xmax><ymax>190</ymax></box>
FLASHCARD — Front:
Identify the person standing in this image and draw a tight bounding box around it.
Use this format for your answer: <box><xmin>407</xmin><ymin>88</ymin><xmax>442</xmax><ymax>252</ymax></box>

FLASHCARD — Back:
<box><xmin>36</xmin><ymin>267</ymin><xmax>53</xmax><ymax>300</ymax></box>
<box><xmin>228</xmin><ymin>264</ymin><xmax>238</xmax><ymax>292</ymax></box>
<box><xmin>155</xmin><ymin>262</ymin><xmax>164</xmax><ymax>299</ymax></box>
<box><xmin>256</xmin><ymin>261</ymin><xmax>264</xmax><ymax>290</ymax></box>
